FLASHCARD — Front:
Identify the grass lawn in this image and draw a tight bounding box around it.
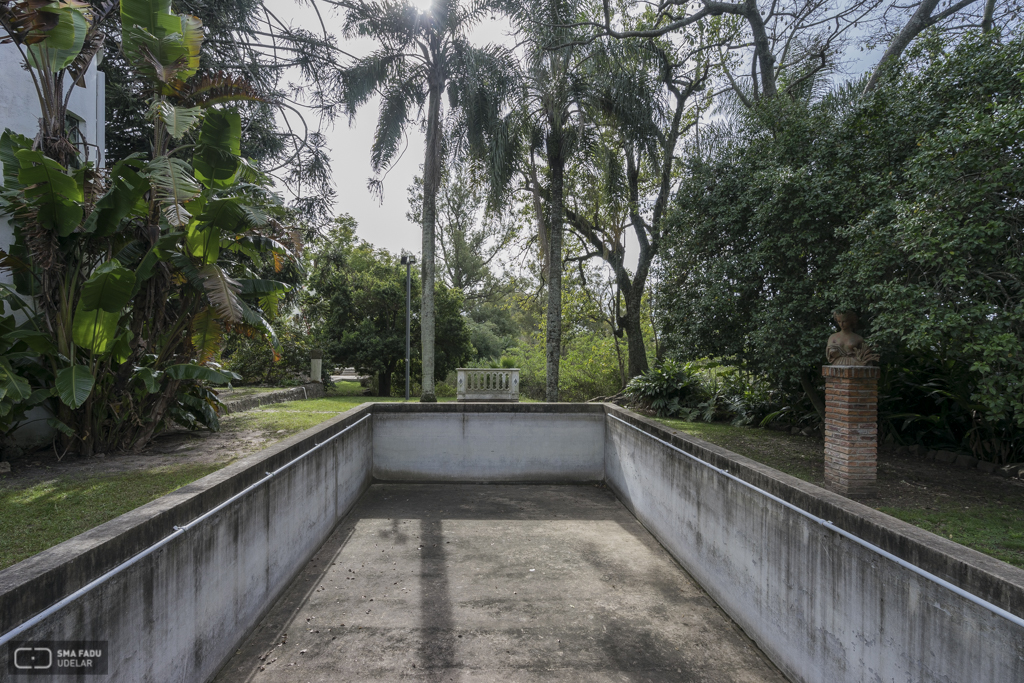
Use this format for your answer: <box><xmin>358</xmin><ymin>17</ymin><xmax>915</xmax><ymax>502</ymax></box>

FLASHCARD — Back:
<box><xmin>0</xmin><ymin>381</ymin><xmax>443</xmax><ymax>571</ymax></box>
<box><xmin>0</xmin><ymin>464</ymin><xmax>223</xmax><ymax>570</ymax></box>
<box><xmin>654</xmin><ymin>417</ymin><xmax>1024</xmax><ymax>569</ymax></box>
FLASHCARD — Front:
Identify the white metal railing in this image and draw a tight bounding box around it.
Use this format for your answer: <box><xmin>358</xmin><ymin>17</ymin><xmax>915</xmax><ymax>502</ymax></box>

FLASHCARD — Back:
<box><xmin>606</xmin><ymin>413</ymin><xmax>1024</xmax><ymax>630</ymax></box>
<box><xmin>0</xmin><ymin>414</ymin><xmax>372</xmax><ymax>648</ymax></box>
<box><xmin>456</xmin><ymin>368</ymin><xmax>520</xmax><ymax>401</ymax></box>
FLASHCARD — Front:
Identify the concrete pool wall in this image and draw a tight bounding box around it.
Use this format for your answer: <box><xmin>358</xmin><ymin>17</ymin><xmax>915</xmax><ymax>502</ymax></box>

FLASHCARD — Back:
<box><xmin>0</xmin><ymin>407</ymin><xmax>374</xmax><ymax>683</ymax></box>
<box><xmin>603</xmin><ymin>405</ymin><xmax>1024</xmax><ymax>683</ymax></box>
<box><xmin>1</xmin><ymin>403</ymin><xmax>1022</xmax><ymax>682</ymax></box>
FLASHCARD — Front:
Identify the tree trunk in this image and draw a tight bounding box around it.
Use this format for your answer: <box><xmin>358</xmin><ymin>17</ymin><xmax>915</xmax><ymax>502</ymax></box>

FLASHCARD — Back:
<box><xmin>982</xmin><ymin>0</ymin><xmax>996</xmax><ymax>31</ymax></box>
<box><xmin>800</xmin><ymin>373</ymin><xmax>827</xmax><ymax>422</ymax></box>
<box><xmin>622</xmin><ymin>286</ymin><xmax>649</xmax><ymax>378</ymax></box>
<box><xmin>545</xmin><ymin>133</ymin><xmax>565</xmax><ymax>403</ymax></box>
<box><xmin>419</xmin><ymin>74</ymin><xmax>442</xmax><ymax>402</ymax></box>
<box><xmin>743</xmin><ymin>0</ymin><xmax>777</xmax><ymax>99</ymax></box>
<box><xmin>379</xmin><ymin>369</ymin><xmax>392</xmax><ymax>397</ymax></box>
<box><xmin>861</xmin><ymin>0</ymin><xmax>987</xmax><ymax>94</ymax></box>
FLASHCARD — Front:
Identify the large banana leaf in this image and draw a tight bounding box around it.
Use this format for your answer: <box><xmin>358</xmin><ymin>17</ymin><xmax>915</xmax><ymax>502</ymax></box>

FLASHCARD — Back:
<box><xmin>0</xmin><ymin>282</ymin><xmax>30</xmax><ymax>313</ymax></box>
<box><xmin>135</xmin><ymin>367</ymin><xmax>161</xmax><ymax>394</ymax></box>
<box><xmin>238</xmin><ymin>278</ymin><xmax>290</xmax><ymax>318</ymax></box>
<box><xmin>0</xmin><ymin>131</ymin><xmax>32</xmax><ymax>188</ymax></box>
<box><xmin>238</xmin><ymin>278</ymin><xmax>291</xmax><ymax>297</ymax></box>
<box><xmin>186</xmin><ymin>223</ymin><xmax>220</xmax><ymax>264</ymax></box>
<box><xmin>14</xmin><ymin>149</ymin><xmax>83</xmax><ymax>235</ymax></box>
<box><xmin>72</xmin><ymin>261</ymin><xmax>133</xmax><ymax>352</ymax></box>
<box><xmin>149</xmin><ymin>100</ymin><xmax>203</xmax><ymax>139</ymax></box>
<box><xmin>0</xmin><ymin>358</ymin><xmax>32</xmax><ymax>402</ymax></box>
<box><xmin>121</xmin><ymin>0</ymin><xmax>202</xmax><ymax>90</ymax></box>
<box><xmin>190</xmin><ymin>307</ymin><xmax>222</xmax><ymax>364</ymax></box>
<box><xmin>24</xmin><ymin>1</ymin><xmax>90</xmax><ymax>74</ymax></box>
<box><xmin>78</xmin><ymin>259</ymin><xmax>136</xmax><ymax>312</ymax></box>
<box><xmin>47</xmin><ymin>417</ymin><xmax>75</xmax><ymax>436</ymax></box>
<box><xmin>238</xmin><ymin>299</ymin><xmax>280</xmax><ymax>354</ymax></box>
<box><xmin>193</xmin><ymin>109</ymin><xmax>242</xmax><ymax>189</ymax></box>
<box><xmin>130</xmin><ymin>248</ymin><xmax>161</xmax><ymax>295</ymax></box>
<box><xmin>142</xmin><ymin>155</ymin><xmax>201</xmax><ymax>227</ymax></box>
<box><xmin>179</xmin><ymin>73</ymin><xmax>263</xmax><ymax>108</ymax></box>
<box><xmin>4</xmin><ymin>329</ymin><xmax>57</xmax><ymax>355</ymax></box>
<box><xmin>55</xmin><ymin>364</ymin><xmax>94</xmax><ymax>409</ymax></box>
<box><xmin>169</xmin><ymin>251</ymin><xmax>205</xmax><ymax>290</ymax></box>
<box><xmin>178</xmin><ymin>391</ymin><xmax>219</xmax><ymax>428</ymax></box>
<box><xmin>198</xmin><ymin>263</ymin><xmax>243</xmax><ymax>323</ymax></box>
<box><xmin>197</xmin><ymin>196</ymin><xmax>247</xmax><ymax>233</ymax></box>
<box><xmin>81</xmin><ymin>157</ymin><xmax>148</xmax><ymax>235</ymax></box>
<box><xmin>72</xmin><ymin>305</ymin><xmax>120</xmax><ymax>353</ymax></box>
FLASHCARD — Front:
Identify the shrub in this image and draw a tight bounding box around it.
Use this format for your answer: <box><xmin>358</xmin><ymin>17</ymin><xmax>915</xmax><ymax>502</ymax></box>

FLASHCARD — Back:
<box><xmin>505</xmin><ymin>332</ymin><xmax>623</xmax><ymax>402</ymax></box>
<box><xmin>627</xmin><ymin>359</ymin><xmax>792</xmax><ymax>425</ymax></box>
<box><xmin>625</xmin><ymin>360</ymin><xmax>700</xmax><ymax>417</ymax></box>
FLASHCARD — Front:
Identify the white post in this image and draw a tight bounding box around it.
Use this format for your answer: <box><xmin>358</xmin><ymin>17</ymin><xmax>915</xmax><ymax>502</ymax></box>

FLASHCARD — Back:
<box><xmin>310</xmin><ymin>350</ymin><xmax>323</xmax><ymax>383</ymax></box>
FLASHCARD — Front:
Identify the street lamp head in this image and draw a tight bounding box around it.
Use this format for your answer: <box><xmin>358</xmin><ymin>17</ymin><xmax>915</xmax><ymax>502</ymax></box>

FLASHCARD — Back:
<box><xmin>401</xmin><ymin>255</ymin><xmax>416</xmax><ymax>265</ymax></box>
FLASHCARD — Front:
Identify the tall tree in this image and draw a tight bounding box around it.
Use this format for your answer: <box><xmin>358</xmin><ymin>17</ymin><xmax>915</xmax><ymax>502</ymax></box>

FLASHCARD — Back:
<box><xmin>304</xmin><ymin>216</ymin><xmax>472</xmax><ymax>396</ymax></box>
<box><xmin>514</xmin><ymin>0</ymin><xmax>592</xmax><ymax>402</ymax></box>
<box><xmin>563</xmin><ymin>37</ymin><xmax>710</xmax><ymax>378</ymax></box>
<box><xmin>332</xmin><ymin>0</ymin><xmax>500</xmax><ymax>401</ymax></box>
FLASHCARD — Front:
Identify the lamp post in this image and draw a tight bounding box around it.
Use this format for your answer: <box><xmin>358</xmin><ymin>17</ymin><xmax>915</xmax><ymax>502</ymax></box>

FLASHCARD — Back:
<box><xmin>400</xmin><ymin>254</ymin><xmax>415</xmax><ymax>400</ymax></box>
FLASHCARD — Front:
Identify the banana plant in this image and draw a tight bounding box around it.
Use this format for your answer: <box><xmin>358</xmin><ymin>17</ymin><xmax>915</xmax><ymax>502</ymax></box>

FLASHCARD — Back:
<box><xmin>0</xmin><ymin>0</ymin><xmax>299</xmax><ymax>453</ymax></box>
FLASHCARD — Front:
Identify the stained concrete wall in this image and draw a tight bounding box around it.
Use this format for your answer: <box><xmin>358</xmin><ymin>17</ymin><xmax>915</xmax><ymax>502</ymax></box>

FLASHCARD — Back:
<box><xmin>603</xmin><ymin>405</ymin><xmax>1024</xmax><ymax>683</ymax></box>
<box><xmin>371</xmin><ymin>403</ymin><xmax>605</xmax><ymax>482</ymax></box>
<box><xmin>0</xmin><ymin>405</ymin><xmax>373</xmax><ymax>683</ymax></box>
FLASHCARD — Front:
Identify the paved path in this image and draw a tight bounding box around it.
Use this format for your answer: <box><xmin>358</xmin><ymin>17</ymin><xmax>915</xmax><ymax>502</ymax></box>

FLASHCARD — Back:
<box><xmin>214</xmin><ymin>484</ymin><xmax>788</xmax><ymax>683</ymax></box>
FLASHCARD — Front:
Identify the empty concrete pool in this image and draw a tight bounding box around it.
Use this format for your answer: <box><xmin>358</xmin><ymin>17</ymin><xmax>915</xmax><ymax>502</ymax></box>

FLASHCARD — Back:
<box><xmin>213</xmin><ymin>484</ymin><xmax>785</xmax><ymax>682</ymax></box>
<box><xmin>2</xmin><ymin>403</ymin><xmax>1022</xmax><ymax>683</ymax></box>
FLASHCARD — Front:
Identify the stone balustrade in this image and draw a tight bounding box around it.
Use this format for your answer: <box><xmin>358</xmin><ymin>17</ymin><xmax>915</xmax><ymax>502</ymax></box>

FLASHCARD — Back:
<box><xmin>456</xmin><ymin>368</ymin><xmax>520</xmax><ymax>402</ymax></box>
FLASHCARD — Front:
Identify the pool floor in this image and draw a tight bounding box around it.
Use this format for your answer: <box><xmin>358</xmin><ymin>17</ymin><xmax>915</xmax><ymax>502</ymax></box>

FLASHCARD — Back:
<box><xmin>213</xmin><ymin>484</ymin><xmax>787</xmax><ymax>682</ymax></box>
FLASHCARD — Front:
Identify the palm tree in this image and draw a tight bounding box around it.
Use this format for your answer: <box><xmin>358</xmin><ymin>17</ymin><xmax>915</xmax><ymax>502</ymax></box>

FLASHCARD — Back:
<box><xmin>514</xmin><ymin>0</ymin><xmax>591</xmax><ymax>402</ymax></box>
<box><xmin>333</xmin><ymin>0</ymin><xmax>499</xmax><ymax>401</ymax></box>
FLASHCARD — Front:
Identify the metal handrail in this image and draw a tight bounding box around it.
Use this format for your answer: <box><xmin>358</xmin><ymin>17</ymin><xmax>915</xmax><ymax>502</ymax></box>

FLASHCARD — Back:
<box><xmin>607</xmin><ymin>413</ymin><xmax>1024</xmax><ymax>629</ymax></box>
<box><xmin>0</xmin><ymin>413</ymin><xmax>372</xmax><ymax>647</ymax></box>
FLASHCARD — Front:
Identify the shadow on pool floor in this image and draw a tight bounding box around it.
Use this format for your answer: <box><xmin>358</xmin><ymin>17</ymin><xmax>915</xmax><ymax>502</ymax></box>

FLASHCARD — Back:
<box><xmin>213</xmin><ymin>483</ymin><xmax>787</xmax><ymax>683</ymax></box>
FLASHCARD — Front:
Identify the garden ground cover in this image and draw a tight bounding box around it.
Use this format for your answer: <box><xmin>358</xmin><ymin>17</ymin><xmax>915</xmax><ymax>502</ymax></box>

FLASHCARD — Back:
<box><xmin>0</xmin><ymin>381</ymin><xmax>415</xmax><ymax>570</ymax></box>
<box><xmin>656</xmin><ymin>418</ymin><xmax>1024</xmax><ymax>569</ymax></box>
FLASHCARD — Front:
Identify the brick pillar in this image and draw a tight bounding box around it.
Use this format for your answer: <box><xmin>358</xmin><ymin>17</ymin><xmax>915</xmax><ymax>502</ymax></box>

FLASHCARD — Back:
<box><xmin>822</xmin><ymin>365</ymin><xmax>880</xmax><ymax>498</ymax></box>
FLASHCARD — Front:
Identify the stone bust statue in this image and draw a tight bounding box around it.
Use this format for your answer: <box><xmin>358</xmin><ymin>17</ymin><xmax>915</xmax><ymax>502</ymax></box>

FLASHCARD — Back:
<box><xmin>826</xmin><ymin>311</ymin><xmax>879</xmax><ymax>366</ymax></box>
